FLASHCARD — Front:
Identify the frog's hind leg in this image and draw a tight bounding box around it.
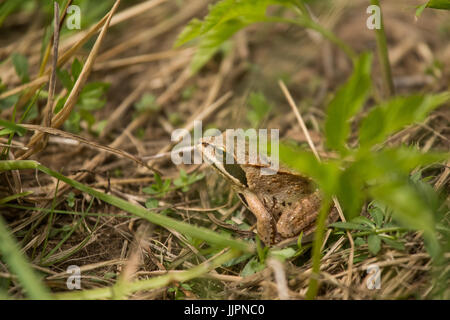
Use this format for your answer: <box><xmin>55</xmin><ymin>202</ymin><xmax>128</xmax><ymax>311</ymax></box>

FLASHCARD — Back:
<box><xmin>241</xmin><ymin>190</ymin><xmax>277</xmax><ymax>245</ymax></box>
<box><xmin>276</xmin><ymin>191</ymin><xmax>321</xmax><ymax>238</ymax></box>
<box><xmin>298</xmin><ymin>206</ymin><xmax>340</xmax><ymax>242</ymax></box>
<box><xmin>278</xmin><ymin>192</ymin><xmax>340</xmax><ymax>239</ymax></box>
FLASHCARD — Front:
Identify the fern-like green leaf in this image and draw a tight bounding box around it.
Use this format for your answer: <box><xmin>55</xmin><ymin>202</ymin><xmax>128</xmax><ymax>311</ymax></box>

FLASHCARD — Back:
<box><xmin>356</xmin><ymin>147</ymin><xmax>448</xmax><ymax>180</ymax></box>
<box><xmin>324</xmin><ymin>52</ymin><xmax>372</xmax><ymax>154</ymax></box>
<box><xmin>337</xmin><ymin>146</ymin><xmax>448</xmax><ymax>219</ymax></box>
<box><xmin>190</xmin><ymin>19</ymin><xmax>246</xmax><ymax>73</ymax></box>
<box><xmin>174</xmin><ymin>18</ymin><xmax>203</xmax><ymax>47</ymax></box>
<box><xmin>175</xmin><ymin>0</ymin><xmax>300</xmax><ymax>73</ymax></box>
<box><xmin>279</xmin><ymin>144</ymin><xmax>341</xmax><ymax>197</ymax></box>
<box><xmin>199</xmin><ymin>0</ymin><xmax>282</xmax><ymax>34</ymax></box>
<box><xmin>335</xmin><ymin>165</ymin><xmax>365</xmax><ymax>220</ymax></box>
<box><xmin>359</xmin><ymin>92</ymin><xmax>450</xmax><ymax>148</ymax></box>
<box><xmin>369</xmin><ymin>180</ymin><xmax>440</xmax><ymax>258</ymax></box>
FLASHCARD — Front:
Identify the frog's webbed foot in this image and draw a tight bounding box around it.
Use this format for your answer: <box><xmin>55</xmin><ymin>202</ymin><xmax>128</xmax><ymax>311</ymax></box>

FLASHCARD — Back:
<box><xmin>241</xmin><ymin>190</ymin><xmax>276</xmax><ymax>245</ymax></box>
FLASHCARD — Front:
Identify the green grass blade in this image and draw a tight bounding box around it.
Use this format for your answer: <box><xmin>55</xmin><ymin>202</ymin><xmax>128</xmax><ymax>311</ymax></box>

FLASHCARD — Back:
<box><xmin>0</xmin><ymin>119</ymin><xmax>27</xmax><ymax>136</ymax></box>
<box><xmin>40</xmin><ymin>199</ymin><xmax>94</xmax><ymax>266</ymax></box>
<box><xmin>2</xmin><ymin>203</ymin><xmax>135</xmax><ymax>219</ymax></box>
<box><xmin>0</xmin><ymin>191</ymin><xmax>33</xmax><ymax>205</ymax></box>
<box><xmin>0</xmin><ymin>160</ymin><xmax>254</xmax><ymax>253</ymax></box>
<box><xmin>426</xmin><ymin>0</ymin><xmax>450</xmax><ymax>10</ymax></box>
<box><xmin>0</xmin><ymin>214</ymin><xmax>52</xmax><ymax>299</ymax></box>
<box><xmin>306</xmin><ymin>196</ymin><xmax>332</xmax><ymax>300</ymax></box>
<box><xmin>53</xmin><ymin>249</ymin><xmax>241</xmax><ymax>300</ymax></box>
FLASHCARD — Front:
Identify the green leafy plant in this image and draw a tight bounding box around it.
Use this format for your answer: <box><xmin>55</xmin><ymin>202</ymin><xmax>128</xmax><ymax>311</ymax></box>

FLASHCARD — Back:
<box><xmin>247</xmin><ymin>91</ymin><xmax>272</xmax><ymax>127</ymax></box>
<box><xmin>143</xmin><ymin>169</ymin><xmax>204</xmax><ymax>206</ymax></box>
<box><xmin>143</xmin><ymin>172</ymin><xmax>171</xmax><ymax>209</ymax></box>
<box><xmin>176</xmin><ymin>1</ymin><xmax>448</xmax><ymax>298</ymax></box>
<box><xmin>66</xmin><ymin>191</ymin><xmax>76</xmax><ymax>208</ymax></box>
<box><xmin>240</xmin><ymin>236</ymin><xmax>268</xmax><ymax>276</ymax></box>
<box><xmin>11</xmin><ymin>53</ymin><xmax>30</xmax><ymax>84</ymax></box>
<box><xmin>134</xmin><ymin>93</ymin><xmax>159</xmax><ymax>114</ymax></box>
<box><xmin>279</xmin><ymin>52</ymin><xmax>448</xmax><ymax>297</ymax></box>
<box><xmin>270</xmin><ymin>247</ymin><xmax>298</xmax><ymax>261</ymax></box>
<box><xmin>142</xmin><ymin>169</ymin><xmax>205</xmax><ymax>211</ymax></box>
<box><xmin>173</xmin><ymin>169</ymin><xmax>205</xmax><ymax>192</ymax></box>
<box><xmin>0</xmin><ymin>0</ymin><xmax>115</xmax><ymax>29</ymax></box>
<box><xmin>143</xmin><ymin>173</ymin><xmax>172</xmax><ymax>197</ymax></box>
<box><xmin>175</xmin><ymin>0</ymin><xmax>355</xmax><ymax>73</ymax></box>
<box><xmin>332</xmin><ymin>201</ymin><xmax>407</xmax><ymax>255</ymax></box>
<box><xmin>167</xmin><ymin>283</ymin><xmax>193</xmax><ymax>300</ymax></box>
<box><xmin>240</xmin><ymin>235</ymin><xmax>301</xmax><ymax>276</ymax></box>
<box><xmin>240</xmin><ymin>256</ymin><xmax>266</xmax><ymax>276</ymax></box>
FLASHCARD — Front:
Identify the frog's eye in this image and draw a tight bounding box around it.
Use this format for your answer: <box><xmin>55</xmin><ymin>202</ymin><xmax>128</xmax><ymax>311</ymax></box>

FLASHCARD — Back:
<box><xmin>201</xmin><ymin>141</ymin><xmax>248</xmax><ymax>187</ymax></box>
<box><xmin>214</xmin><ymin>146</ymin><xmax>225</xmax><ymax>158</ymax></box>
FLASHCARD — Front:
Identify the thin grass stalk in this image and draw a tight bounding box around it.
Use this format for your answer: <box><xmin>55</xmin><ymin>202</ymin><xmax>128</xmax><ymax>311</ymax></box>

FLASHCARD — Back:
<box><xmin>306</xmin><ymin>196</ymin><xmax>332</xmax><ymax>300</ymax></box>
<box><xmin>40</xmin><ymin>198</ymin><xmax>93</xmax><ymax>265</ymax></box>
<box><xmin>370</xmin><ymin>0</ymin><xmax>395</xmax><ymax>97</ymax></box>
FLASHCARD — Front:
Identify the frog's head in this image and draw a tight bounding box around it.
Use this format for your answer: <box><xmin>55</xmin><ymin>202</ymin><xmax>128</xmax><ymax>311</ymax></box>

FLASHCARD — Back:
<box><xmin>197</xmin><ymin>135</ymin><xmax>248</xmax><ymax>189</ymax></box>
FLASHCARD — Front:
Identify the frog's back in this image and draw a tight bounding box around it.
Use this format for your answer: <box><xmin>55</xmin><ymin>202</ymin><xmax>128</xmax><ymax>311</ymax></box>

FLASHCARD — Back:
<box><xmin>242</xmin><ymin>164</ymin><xmax>316</xmax><ymax>220</ymax></box>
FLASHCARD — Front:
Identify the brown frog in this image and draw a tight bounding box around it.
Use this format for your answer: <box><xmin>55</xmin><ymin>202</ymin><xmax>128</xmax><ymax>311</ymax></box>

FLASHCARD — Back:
<box><xmin>198</xmin><ymin>133</ymin><xmax>334</xmax><ymax>245</ymax></box>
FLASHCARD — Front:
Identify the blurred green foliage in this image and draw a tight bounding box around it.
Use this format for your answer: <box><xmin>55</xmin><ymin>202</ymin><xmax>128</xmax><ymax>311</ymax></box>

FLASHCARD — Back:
<box><xmin>0</xmin><ymin>0</ymin><xmax>115</xmax><ymax>29</ymax></box>
<box><xmin>416</xmin><ymin>0</ymin><xmax>450</xmax><ymax>16</ymax></box>
<box><xmin>247</xmin><ymin>91</ymin><xmax>272</xmax><ymax>128</ymax></box>
<box><xmin>175</xmin><ymin>0</ymin><xmax>450</xmax><ymax>287</ymax></box>
<box><xmin>280</xmin><ymin>53</ymin><xmax>449</xmax><ymax>261</ymax></box>
<box><xmin>174</xmin><ymin>0</ymin><xmax>354</xmax><ymax>72</ymax></box>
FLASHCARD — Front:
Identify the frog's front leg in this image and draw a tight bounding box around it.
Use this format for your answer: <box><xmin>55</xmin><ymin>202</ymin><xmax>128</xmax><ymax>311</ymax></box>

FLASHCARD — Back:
<box><xmin>276</xmin><ymin>190</ymin><xmax>322</xmax><ymax>238</ymax></box>
<box><xmin>240</xmin><ymin>189</ymin><xmax>276</xmax><ymax>245</ymax></box>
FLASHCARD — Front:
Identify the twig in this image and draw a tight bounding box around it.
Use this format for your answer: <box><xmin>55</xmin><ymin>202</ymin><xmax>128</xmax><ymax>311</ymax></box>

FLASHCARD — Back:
<box><xmin>43</xmin><ymin>2</ymin><xmax>60</xmax><ymax>134</ymax></box>
<box><xmin>38</xmin><ymin>0</ymin><xmax>72</xmax><ymax>76</ymax></box>
<box><xmin>267</xmin><ymin>258</ymin><xmax>291</xmax><ymax>300</ymax></box>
